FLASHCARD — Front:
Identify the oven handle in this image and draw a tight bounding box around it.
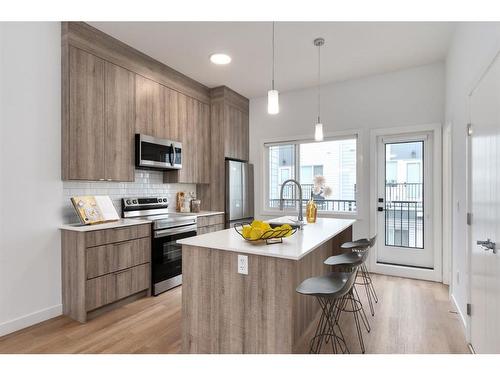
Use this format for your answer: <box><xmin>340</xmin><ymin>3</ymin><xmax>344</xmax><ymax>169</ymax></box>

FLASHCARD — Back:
<box><xmin>154</xmin><ymin>224</ymin><xmax>197</xmax><ymax>238</ymax></box>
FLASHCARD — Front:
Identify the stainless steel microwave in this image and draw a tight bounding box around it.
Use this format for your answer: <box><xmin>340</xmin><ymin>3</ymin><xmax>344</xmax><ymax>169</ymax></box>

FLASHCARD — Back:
<box><xmin>135</xmin><ymin>134</ymin><xmax>182</xmax><ymax>170</ymax></box>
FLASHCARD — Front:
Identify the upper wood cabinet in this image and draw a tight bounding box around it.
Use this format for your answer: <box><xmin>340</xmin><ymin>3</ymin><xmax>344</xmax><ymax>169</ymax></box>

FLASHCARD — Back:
<box><xmin>66</xmin><ymin>46</ymin><xmax>105</xmax><ymax>181</ymax></box>
<box><xmin>135</xmin><ymin>75</ymin><xmax>165</xmax><ymax>138</ymax></box>
<box><xmin>224</xmin><ymin>105</ymin><xmax>249</xmax><ymax>161</ymax></box>
<box><xmin>104</xmin><ymin>62</ymin><xmax>135</xmax><ymax>182</ymax></box>
<box><xmin>63</xmin><ymin>46</ymin><xmax>135</xmax><ymax>181</ymax></box>
<box><xmin>164</xmin><ymin>94</ymin><xmax>210</xmax><ymax>184</ymax></box>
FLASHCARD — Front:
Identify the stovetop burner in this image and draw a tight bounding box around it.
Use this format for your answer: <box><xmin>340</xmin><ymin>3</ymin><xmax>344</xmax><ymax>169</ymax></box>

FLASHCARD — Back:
<box><xmin>121</xmin><ymin>196</ymin><xmax>197</xmax><ymax>230</ymax></box>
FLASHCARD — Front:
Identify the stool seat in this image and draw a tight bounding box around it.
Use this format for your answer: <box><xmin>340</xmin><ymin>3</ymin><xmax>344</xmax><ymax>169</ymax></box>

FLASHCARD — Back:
<box><xmin>324</xmin><ymin>251</ymin><xmax>367</xmax><ymax>267</ymax></box>
<box><xmin>296</xmin><ymin>272</ymin><xmax>353</xmax><ymax>297</ymax></box>
<box><xmin>340</xmin><ymin>239</ymin><xmax>370</xmax><ymax>250</ymax></box>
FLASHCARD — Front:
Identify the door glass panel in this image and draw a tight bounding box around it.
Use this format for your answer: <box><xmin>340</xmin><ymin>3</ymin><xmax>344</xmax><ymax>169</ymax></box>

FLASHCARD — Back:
<box><xmin>385</xmin><ymin>141</ymin><xmax>424</xmax><ymax>248</ymax></box>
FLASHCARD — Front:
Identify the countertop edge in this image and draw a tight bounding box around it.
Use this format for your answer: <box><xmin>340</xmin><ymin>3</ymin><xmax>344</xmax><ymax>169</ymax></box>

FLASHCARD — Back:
<box><xmin>59</xmin><ymin>218</ymin><xmax>152</xmax><ymax>232</ymax></box>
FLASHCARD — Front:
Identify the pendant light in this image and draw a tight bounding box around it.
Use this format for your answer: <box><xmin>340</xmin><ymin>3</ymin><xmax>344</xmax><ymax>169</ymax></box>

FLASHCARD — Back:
<box><xmin>267</xmin><ymin>22</ymin><xmax>279</xmax><ymax>114</ymax></box>
<box><xmin>314</xmin><ymin>37</ymin><xmax>325</xmax><ymax>141</ymax></box>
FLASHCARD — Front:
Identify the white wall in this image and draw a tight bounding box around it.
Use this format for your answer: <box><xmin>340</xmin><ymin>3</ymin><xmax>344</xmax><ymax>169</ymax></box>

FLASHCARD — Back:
<box><xmin>249</xmin><ymin>62</ymin><xmax>445</xmax><ymax>241</ymax></box>
<box><xmin>445</xmin><ymin>22</ymin><xmax>500</xmax><ymax>331</ymax></box>
<box><xmin>0</xmin><ymin>23</ymin><xmax>63</xmax><ymax>336</ymax></box>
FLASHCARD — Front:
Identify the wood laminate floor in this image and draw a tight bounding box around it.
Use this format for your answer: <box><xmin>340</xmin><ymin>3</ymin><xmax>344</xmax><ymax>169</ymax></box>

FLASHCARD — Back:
<box><xmin>0</xmin><ymin>274</ymin><xmax>469</xmax><ymax>354</ymax></box>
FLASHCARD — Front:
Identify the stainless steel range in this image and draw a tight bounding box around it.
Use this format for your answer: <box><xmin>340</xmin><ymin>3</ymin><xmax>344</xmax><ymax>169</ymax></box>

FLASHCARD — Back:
<box><xmin>122</xmin><ymin>197</ymin><xmax>197</xmax><ymax>296</ymax></box>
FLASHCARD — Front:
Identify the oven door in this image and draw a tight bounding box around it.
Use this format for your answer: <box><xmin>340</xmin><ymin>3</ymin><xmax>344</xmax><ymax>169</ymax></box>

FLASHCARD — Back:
<box><xmin>151</xmin><ymin>224</ymin><xmax>196</xmax><ymax>294</ymax></box>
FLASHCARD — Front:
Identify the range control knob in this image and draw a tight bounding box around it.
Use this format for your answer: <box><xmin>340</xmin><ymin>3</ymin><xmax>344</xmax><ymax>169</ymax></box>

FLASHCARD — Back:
<box><xmin>126</xmin><ymin>200</ymin><xmax>131</xmax><ymax>205</ymax></box>
<box><xmin>163</xmin><ymin>198</ymin><xmax>167</xmax><ymax>202</ymax></box>
<box><xmin>132</xmin><ymin>200</ymin><xmax>138</xmax><ymax>204</ymax></box>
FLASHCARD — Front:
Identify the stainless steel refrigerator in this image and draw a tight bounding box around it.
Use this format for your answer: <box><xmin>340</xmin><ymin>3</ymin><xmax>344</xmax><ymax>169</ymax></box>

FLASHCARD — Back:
<box><xmin>225</xmin><ymin>159</ymin><xmax>254</xmax><ymax>228</ymax></box>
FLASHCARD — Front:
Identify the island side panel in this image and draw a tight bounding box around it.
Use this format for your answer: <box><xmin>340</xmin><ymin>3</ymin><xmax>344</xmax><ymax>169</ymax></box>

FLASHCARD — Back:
<box><xmin>291</xmin><ymin>226</ymin><xmax>353</xmax><ymax>353</ymax></box>
<box><xmin>182</xmin><ymin>245</ymin><xmax>295</xmax><ymax>353</ymax></box>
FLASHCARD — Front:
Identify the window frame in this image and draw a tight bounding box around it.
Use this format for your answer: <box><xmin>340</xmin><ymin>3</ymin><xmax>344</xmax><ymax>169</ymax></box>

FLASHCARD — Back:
<box><xmin>262</xmin><ymin>131</ymin><xmax>361</xmax><ymax>218</ymax></box>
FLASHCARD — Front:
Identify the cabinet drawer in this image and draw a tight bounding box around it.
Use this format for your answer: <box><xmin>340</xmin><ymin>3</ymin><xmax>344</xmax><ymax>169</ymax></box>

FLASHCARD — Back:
<box><xmin>85</xmin><ymin>263</ymin><xmax>150</xmax><ymax>311</ymax></box>
<box><xmin>86</xmin><ymin>237</ymin><xmax>151</xmax><ymax>279</ymax></box>
<box><xmin>197</xmin><ymin>214</ymin><xmax>225</xmax><ymax>228</ymax></box>
<box><xmin>85</xmin><ymin>223</ymin><xmax>151</xmax><ymax>247</ymax></box>
<box><xmin>116</xmin><ymin>263</ymin><xmax>150</xmax><ymax>300</ymax></box>
<box><xmin>86</xmin><ymin>273</ymin><xmax>116</xmax><ymax>311</ymax></box>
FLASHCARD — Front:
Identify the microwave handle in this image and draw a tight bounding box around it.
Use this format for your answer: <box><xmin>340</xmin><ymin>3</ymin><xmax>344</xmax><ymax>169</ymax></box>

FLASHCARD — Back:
<box><xmin>171</xmin><ymin>143</ymin><xmax>176</xmax><ymax>166</ymax></box>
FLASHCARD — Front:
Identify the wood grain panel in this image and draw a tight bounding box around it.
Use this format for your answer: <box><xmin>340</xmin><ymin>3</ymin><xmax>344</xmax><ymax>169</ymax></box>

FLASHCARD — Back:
<box><xmin>63</xmin><ymin>22</ymin><xmax>210</xmax><ymax>104</ymax></box>
<box><xmin>104</xmin><ymin>62</ymin><xmax>135</xmax><ymax>181</ymax></box>
<box><xmin>86</xmin><ymin>237</ymin><xmax>151</xmax><ymax>279</ymax></box>
<box><xmin>86</xmin><ymin>273</ymin><xmax>117</xmax><ymax>311</ymax></box>
<box><xmin>135</xmin><ymin>75</ymin><xmax>164</xmax><ymax>137</ymax></box>
<box><xmin>68</xmin><ymin>46</ymin><xmax>105</xmax><ymax>180</ymax></box>
<box><xmin>115</xmin><ymin>264</ymin><xmax>150</xmax><ymax>300</ymax></box>
<box><xmin>196</xmin><ymin>214</ymin><xmax>225</xmax><ymax>228</ymax></box>
<box><xmin>61</xmin><ymin>230</ymin><xmax>87</xmax><ymax>322</ymax></box>
<box><xmin>85</xmin><ymin>224</ymin><xmax>151</xmax><ymax>247</ymax></box>
<box><xmin>182</xmin><ymin>245</ymin><xmax>294</xmax><ymax>353</ymax></box>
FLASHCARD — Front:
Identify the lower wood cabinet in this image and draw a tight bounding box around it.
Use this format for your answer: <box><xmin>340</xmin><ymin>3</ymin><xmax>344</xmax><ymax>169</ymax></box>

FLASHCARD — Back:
<box><xmin>197</xmin><ymin>214</ymin><xmax>225</xmax><ymax>235</ymax></box>
<box><xmin>62</xmin><ymin>223</ymin><xmax>151</xmax><ymax>323</ymax></box>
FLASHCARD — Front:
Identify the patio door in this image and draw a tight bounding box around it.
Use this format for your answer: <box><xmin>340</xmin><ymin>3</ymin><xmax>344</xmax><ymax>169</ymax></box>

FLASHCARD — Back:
<box><xmin>376</xmin><ymin>133</ymin><xmax>434</xmax><ymax>269</ymax></box>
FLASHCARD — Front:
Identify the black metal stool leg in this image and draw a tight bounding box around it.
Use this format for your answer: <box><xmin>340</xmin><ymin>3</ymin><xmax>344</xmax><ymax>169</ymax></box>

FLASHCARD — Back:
<box><xmin>310</xmin><ymin>296</ymin><xmax>349</xmax><ymax>354</ymax></box>
<box><xmin>353</xmin><ymin>285</ymin><xmax>371</xmax><ymax>332</ymax></box>
<box><xmin>359</xmin><ymin>267</ymin><xmax>375</xmax><ymax>316</ymax></box>
<box><xmin>349</xmin><ymin>290</ymin><xmax>366</xmax><ymax>354</ymax></box>
<box><xmin>362</xmin><ymin>264</ymin><xmax>378</xmax><ymax>303</ymax></box>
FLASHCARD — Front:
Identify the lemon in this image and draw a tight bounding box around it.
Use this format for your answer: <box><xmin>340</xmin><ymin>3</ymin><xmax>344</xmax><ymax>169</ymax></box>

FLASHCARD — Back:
<box><xmin>242</xmin><ymin>225</ymin><xmax>252</xmax><ymax>239</ymax></box>
<box><xmin>249</xmin><ymin>228</ymin><xmax>263</xmax><ymax>240</ymax></box>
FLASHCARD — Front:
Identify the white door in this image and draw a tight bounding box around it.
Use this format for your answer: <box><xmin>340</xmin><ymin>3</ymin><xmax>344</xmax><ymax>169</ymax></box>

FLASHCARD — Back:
<box><xmin>376</xmin><ymin>133</ymin><xmax>434</xmax><ymax>268</ymax></box>
<box><xmin>469</xmin><ymin>52</ymin><xmax>500</xmax><ymax>354</ymax></box>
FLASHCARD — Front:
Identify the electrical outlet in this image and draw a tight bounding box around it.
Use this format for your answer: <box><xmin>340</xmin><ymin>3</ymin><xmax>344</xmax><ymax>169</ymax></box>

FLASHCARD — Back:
<box><xmin>238</xmin><ymin>255</ymin><xmax>248</xmax><ymax>275</ymax></box>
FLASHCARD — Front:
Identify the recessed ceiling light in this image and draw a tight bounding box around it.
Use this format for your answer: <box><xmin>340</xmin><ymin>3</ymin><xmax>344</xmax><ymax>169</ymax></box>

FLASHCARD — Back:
<box><xmin>210</xmin><ymin>53</ymin><xmax>231</xmax><ymax>65</ymax></box>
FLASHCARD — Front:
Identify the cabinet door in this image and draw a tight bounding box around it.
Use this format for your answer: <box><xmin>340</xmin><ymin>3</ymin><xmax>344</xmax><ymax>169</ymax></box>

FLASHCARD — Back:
<box><xmin>105</xmin><ymin>63</ymin><xmax>135</xmax><ymax>181</ymax></box>
<box><xmin>164</xmin><ymin>87</ymin><xmax>180</xmax><ymax>141</ymax></box>
<box><xmin>197</xmin><ymin>102</ymin><xmax>211</xmax><ymax>183</ymax></box>
<box><xmin>68</xmin><ymin>46</ymin><xmax>105</xmax><ymax>180</ymax></box>
<box><xmin>135</xmin><ymin>75</ymin><xmax>164</xmax><ymax>138</ymax></box>
<box><xmin>224</xmin><ymin>105</ymin><xmax>249</xmax><ymax>161</ymax></box>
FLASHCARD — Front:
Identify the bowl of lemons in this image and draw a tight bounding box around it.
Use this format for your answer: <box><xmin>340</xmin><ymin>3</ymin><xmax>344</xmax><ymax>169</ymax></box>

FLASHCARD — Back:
<box><xmin>234</xmin><ymin>220</ymin><xmax>297</xmax><ymax>245</ymax></box>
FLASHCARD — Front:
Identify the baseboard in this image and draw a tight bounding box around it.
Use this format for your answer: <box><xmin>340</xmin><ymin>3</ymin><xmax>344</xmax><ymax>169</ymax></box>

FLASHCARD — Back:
<box><xmin>451</xmin><ymin>293</ymin><xmax>467</xmax><ymax>334</ymax></box>
<box><xmin>0</xmin><ymin>304</ymin><xmax>62</xmax><ymax>337</ymax></box>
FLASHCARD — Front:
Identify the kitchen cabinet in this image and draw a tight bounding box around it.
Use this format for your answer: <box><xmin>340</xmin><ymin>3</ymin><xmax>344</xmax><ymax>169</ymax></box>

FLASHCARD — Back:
<box><xmin>196</xmin><ymin>213</ymin><xmax>225</xmax><ymax>234</ymax></box>
<box><xmin>63</xmin><ymin>46</ymin><xmax>135</xmax><ymax>181</ymax></box>
<box><xmin>199</xmin><ymin>86</ymin><xmax>249</xmax><ymax>212</ymax></box>
<box><xmin>104</xmin><ymin>62</ymin><xmax>135</xmax><ymax>181</ymax></box>
<box><xmin>61</xmin><ymin>223</ymin><xmax>151</xmax><ymax>323</ymax></box>
<box><xmin>224</xmin><ymin>104</ymin><xmax>249</xmax><ymax>161</ymax></box>
<box><xmin>135</xmin><ymin>75</ymin><xmax>165</xmax><ymax>138</ymax></box>
<box><xmin>164</xmin><ymin>94</ymin><xmax>211</xmax><ymax>184</ymax></box>
<box><xmin>66</xmin><ymin>46</ymin><xmax>105</xmax><ymax>181</ymax></box>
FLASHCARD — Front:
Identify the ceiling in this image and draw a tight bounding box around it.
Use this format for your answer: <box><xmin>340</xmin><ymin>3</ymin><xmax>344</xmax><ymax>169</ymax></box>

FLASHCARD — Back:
<box><xmin>89</xmin><ymin>22</ymin><xmax>455</xmax><ymax>98</ymax></box>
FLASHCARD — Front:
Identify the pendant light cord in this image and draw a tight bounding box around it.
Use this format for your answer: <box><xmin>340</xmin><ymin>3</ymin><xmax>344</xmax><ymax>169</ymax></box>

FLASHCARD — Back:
<box><xmin>272</xmin><ymin>21</ymin><xmax>275</xmax><ymax>90</ymax></box>
<box><xmin>317</xmin><ymin>42</ymin><xmax>321</xmax><ymax>124</ymax></box>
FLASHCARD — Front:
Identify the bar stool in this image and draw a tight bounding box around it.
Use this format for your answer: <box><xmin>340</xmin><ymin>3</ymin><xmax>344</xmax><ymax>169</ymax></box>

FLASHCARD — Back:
<box><xmin>296</xmin><ymin>270</ymin><xmax>357</xmax><ymax>354</ymax></box>
<box><xmin>340</xmin><ymin>235</ymin><xmax>378</xmax><ymax>316</ymax></box>
<box><xmin>324</xmin><ymin>250</ymin><xmax>371</xmax><ymax>353</ymax></box>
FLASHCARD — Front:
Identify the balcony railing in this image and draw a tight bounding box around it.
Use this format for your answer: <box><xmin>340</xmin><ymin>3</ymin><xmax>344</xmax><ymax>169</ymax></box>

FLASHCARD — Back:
<box><xmin>269</xmin><ymin>183</ymin><xmax>356</xmax><ymax>212</ymax></box>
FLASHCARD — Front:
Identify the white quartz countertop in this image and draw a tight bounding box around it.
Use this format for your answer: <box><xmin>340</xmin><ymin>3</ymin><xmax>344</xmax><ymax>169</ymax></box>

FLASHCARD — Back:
<box><xmin>178</xmin><ymin>216</ymin><xmax>356</xmax><ymax>260</ymax></box>
<box><xmin>59</xmin><ymin>218</ymin><xmax>151</xmax><ymax>232</ymax></box>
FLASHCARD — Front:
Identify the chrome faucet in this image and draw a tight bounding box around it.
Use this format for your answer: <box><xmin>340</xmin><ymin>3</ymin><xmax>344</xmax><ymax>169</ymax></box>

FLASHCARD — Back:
<box><xmin>279</xmin><ymin>179</ymin><xmax>304</xmax><ymax>228</ymax></box>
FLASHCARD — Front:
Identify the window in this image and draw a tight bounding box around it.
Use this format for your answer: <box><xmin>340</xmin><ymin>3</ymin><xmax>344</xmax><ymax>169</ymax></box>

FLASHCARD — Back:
<box><xmin>266</xmin><ymin>136</ymin><xmax>357</xmax><ymax>213</ymax></box>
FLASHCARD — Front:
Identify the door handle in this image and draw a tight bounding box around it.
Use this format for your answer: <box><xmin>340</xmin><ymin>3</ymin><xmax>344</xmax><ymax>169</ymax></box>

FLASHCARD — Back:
<box><xmin>477</xmin><ymin>239</ymin><xmax>497</xmax><ymax>254</ymax></box>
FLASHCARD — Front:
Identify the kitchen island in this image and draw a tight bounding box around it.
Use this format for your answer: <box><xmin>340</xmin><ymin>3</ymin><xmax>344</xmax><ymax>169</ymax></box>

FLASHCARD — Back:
<box><xmin>178</xmin><ymin>216</ymin><xmax>355</xmax><ymax>354</ymax></box>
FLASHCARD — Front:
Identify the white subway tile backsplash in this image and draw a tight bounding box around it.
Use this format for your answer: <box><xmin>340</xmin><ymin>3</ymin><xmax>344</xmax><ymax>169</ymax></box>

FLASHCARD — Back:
<box><xmin>62</xmin><ymin>170</ymin><xmax>196</xmax><ymax>223</ymax></box>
